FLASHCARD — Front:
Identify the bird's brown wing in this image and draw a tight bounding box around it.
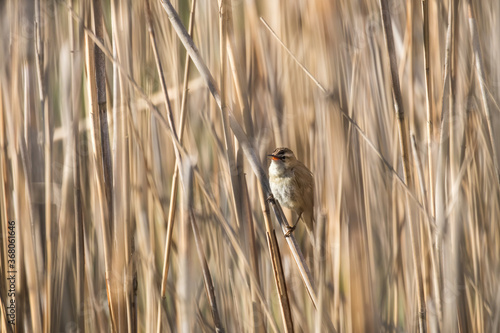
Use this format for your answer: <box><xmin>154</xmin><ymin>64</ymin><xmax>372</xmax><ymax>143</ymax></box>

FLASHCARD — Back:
<box><xmin>293</xmin><ymin>161</ymin><xmax>314</xmax><ymax>232</ymax></box>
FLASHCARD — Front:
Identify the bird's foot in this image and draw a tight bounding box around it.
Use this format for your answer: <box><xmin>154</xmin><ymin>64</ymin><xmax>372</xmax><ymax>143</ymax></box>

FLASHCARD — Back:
<box><xmin>284</xmin><ymin>225</ymin><xmax>296</xmax><ymax>237</ymax></box>
<box><xmin>284</xmin><ymin>213</ymin><xmax>302</xmax><ymax>237</ymax></box>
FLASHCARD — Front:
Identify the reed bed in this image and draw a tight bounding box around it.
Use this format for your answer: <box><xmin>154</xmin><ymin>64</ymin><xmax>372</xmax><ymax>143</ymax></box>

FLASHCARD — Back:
<box><xmin>1</xmin><ymin>0</ymin><xmax>500</xmax><ymax>332</ymax></box>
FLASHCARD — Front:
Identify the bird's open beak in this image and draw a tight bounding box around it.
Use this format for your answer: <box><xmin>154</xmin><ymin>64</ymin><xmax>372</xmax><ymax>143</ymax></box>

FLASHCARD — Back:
<box><xmin>268</xmin><ymin>154</ymin><xmax>280</xmax><ymax>161</ymax></box>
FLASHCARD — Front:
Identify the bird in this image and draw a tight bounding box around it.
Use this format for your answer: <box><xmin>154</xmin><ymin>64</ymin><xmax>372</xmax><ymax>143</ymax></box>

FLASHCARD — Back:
<box><xmin>268</xmin><ymin>147</ymin><xmax>314</xmax><ymax>237</ymax></box>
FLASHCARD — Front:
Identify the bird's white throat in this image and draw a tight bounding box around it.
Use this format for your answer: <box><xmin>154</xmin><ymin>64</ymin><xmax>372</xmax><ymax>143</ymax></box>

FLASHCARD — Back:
<box><xmin>269</xmin><ymin>160</ymin><xmax>288</xmax><ymax>177</ymax></box>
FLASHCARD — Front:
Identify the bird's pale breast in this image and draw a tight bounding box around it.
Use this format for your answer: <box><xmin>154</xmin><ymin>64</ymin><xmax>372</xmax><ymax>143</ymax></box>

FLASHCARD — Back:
<box><xmin>269</xmin><ymin>162</ymin><xmax>305</xmax><ymax>212</ymax></box>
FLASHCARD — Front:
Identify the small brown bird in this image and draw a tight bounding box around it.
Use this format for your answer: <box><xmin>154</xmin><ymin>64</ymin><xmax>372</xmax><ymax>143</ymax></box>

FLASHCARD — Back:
<box><xmin>268</xmin><ymin>147</ymin><xmax>314</xmax><ymax>236</ymax></box>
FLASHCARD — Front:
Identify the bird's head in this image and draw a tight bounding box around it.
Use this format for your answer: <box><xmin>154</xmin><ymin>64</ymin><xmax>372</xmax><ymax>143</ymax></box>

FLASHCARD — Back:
<box><xmin>268</xmin><ymin>147</ymin><xmax>297</xmax><ymax>170</ymax></box>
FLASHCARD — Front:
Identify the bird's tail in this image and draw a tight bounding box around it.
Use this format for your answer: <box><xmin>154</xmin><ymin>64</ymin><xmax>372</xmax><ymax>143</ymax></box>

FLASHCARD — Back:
<box><xmin>302</xmin><ymin>210</ymin><xmax>315</xmax><ymax>247</ymax></box>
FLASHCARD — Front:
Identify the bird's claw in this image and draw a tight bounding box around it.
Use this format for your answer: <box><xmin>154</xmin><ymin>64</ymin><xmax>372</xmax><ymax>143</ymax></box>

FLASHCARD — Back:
<box><xmin>266</xmin><ymin>194</ymin><xmax>275</xmax><ymax>203</ymax></box>
<box><xmin>284</xmin><ymin>225</ymin><xmax>296</xmax><ymax>237</ymax></box>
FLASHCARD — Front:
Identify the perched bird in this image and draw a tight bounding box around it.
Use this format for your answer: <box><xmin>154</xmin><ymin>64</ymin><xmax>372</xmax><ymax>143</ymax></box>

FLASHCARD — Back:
<box><xmin>268</xmin><ymin>147</ymin><xmax>314</xmax><ymax>236</ymax></box>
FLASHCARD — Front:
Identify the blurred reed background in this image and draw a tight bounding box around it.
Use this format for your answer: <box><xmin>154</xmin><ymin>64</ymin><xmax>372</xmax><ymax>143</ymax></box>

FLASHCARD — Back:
<box><xmin>1</xmin><ymin>0</ymin><xmax>500</xmax><ymax>332</ymax></box>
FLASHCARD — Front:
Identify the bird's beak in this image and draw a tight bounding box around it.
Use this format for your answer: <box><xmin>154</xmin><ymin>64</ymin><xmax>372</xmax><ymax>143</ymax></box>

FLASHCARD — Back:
<box><xmin>268</xmin><ymin>154</ymin><xmax>280</xmax><ymax>161</ymax></box>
